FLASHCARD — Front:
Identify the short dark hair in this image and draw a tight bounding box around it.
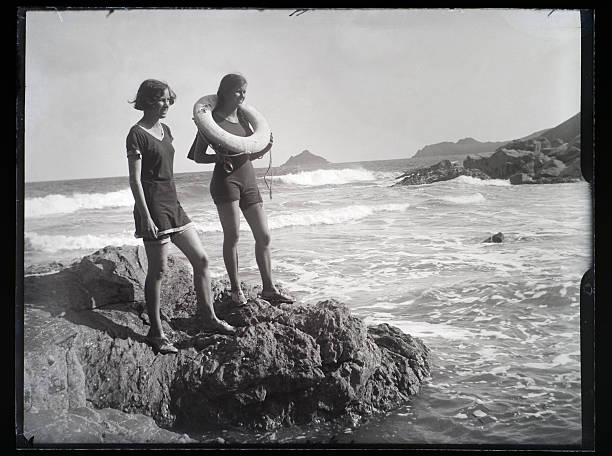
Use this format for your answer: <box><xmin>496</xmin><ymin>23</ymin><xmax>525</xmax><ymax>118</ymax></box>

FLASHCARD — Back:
<box><xmin>130</xmin><ymin>79</ymin><xmax>176</xmax><ymax>111</ymax></box>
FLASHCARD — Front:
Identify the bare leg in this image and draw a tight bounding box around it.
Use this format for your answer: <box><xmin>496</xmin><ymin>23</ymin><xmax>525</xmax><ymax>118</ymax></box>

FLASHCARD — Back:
<box><xmin>242</xmin><ymin>202</ymin><xmax>276</xmax><ymax>293</ymax></box>
<box><xmin>143</xmin><ymin>240</ymin><xmax>170</xmax><ymax>338</ymax></box>
<box><xmin>171</xmin><ymin>227</ymin><xmax>214</xmax><ymax>320</ymax></box>
<box><xmin>216</xmin><ymin>201</ymin><xmax>242</xmax><ymax>292</ymax></box>
<box><xmin>172</xmin><ymin>227</ymin><xmax>235</xmax><ymax>332</ymax></box>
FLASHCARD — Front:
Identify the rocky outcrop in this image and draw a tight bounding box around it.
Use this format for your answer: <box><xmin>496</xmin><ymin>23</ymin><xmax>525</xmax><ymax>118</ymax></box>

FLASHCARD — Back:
<box><xmin>463</xmin><ymin>140</ymin><xmax>582</xmax><ymax>184</ymax></box>
<box><xmin>462</xmin><ymin>113</ymin><xmax>582</xmax><ymax>185</ymax></box>
<box><xmin>22</xmin><ymin>246</ymin><xmax>431</xmax><ymax>443</ymax></box>
<box><xmin>394</xmin><ymin>159</ymin><xmax>490</xmax><ymax>186</ymax></box>
<box><xmin>281</xmin><ymin>150</ymin><xmax>330</xmax><ymax>168</ymax></box>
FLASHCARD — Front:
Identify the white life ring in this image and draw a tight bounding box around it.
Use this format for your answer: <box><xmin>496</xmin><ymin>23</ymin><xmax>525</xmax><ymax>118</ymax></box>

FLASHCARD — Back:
<box><xmin>192</xmin><ymin>94</ymin><xmax>271</xmax><ymax>154</ymax></box>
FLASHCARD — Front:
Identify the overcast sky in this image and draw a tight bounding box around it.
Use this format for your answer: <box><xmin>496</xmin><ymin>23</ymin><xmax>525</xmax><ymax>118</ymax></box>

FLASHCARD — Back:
<box><xmin>23</xmin><ymin>8</ymin><xmax>581</xmax><ymax>182</ymax></box>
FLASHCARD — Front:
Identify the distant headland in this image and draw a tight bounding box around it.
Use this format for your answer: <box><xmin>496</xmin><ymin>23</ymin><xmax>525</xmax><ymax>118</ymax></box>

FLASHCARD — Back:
<box><xmin>280</xmin><ymin>150</ymin><xmax>330</xmax><ymax>168</ymax></box>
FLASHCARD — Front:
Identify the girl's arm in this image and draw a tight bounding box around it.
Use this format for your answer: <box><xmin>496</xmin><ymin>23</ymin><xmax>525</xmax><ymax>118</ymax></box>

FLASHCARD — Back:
<box><xmin>188</xmin><ymin>131</ymin><xmax>220</xmax><ymax>164</ymax></box>
<box><xmin>127</xmin><ymin>155</ymin><xmax>159</xmax><ymax>239</ymax></box>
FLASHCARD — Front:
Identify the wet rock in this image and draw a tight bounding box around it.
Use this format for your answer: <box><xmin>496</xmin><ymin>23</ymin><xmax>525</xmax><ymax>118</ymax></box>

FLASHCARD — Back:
<box><xmin>537</xmin><ymin>158</ymin><xmax>566</xmax><ymax>177</ymax></box>
<box><xmin>509</xmin><ymin>173</ymin><xmax>533</xmax><ymax>185</ymax></box>
<box><xmin>23</xmin><ymin>245</ymin><xmax>432</xmax><ymax>440</ymax></box>
<box><xmin>483</xmin><ymin>232</ymin><xmax>504</xmax><ymax>243</ymax></box>
<box><xmin>394</xmin><ymin>160</ymin><xmax>490</xmax><ymax>186</ymax></box>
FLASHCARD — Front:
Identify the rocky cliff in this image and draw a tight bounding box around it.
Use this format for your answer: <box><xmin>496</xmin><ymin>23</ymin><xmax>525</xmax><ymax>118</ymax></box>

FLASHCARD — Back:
<box><xmin>21</xmin><ymin>246</ymin><xmax>431</xmax><ymax>444</ymax></box>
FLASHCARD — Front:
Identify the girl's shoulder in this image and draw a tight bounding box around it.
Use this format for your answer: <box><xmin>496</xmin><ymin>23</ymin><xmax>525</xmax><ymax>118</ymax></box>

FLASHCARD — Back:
<box><xmin>128</xmin><ymin>123</ymin><xmax>146</xmax><ymax>136</ymax></box>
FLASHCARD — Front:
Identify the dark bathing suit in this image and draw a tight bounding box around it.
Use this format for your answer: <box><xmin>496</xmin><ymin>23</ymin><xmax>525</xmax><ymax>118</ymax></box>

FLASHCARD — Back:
<box><xmin>126</xmin><ymin>123</ymin><xmax>193</xmax><ymax>242</ymax></box>
<box><xmin>192</xmin><ymin>111</ymin><xmax>263</xmax><ymax>210</ymax></box>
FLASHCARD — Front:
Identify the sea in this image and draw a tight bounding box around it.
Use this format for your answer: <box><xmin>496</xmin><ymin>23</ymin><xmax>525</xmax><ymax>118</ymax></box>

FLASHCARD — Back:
<box><xmin>22</xmin><ymin>158</ymin><xmax>592</xmax><ymax>447</ymax></box>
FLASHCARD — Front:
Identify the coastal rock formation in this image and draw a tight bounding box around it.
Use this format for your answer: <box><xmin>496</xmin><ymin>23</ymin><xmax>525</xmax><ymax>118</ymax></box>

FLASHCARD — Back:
<box><xmin>402</xmin><ymin>113</ymin><xmax>583</xmax><ymax>185</ymax></box>
<box><xmin>281</xmin><ymin>150</ymin><xmax>330</xmax><ymax>168</ymax></box>
<box><xmin>22</xmin><ymin>246</ymin><xmax>431</xmax><ymax>443</ymax></box>
<box><xmin>394</xmin><ymin>159</ymin><xmax>490</xmax><ymax>186</ymax></box>
<box><xmin>462</xmin><ymin>113</ymin><xmax>582</xmax><ymax>185</ymax></box>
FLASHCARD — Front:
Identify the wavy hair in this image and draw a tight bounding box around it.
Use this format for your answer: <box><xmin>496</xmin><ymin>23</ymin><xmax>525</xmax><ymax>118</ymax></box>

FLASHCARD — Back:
<box><xmin>130</xmin><ymin>79</ymin><xmax>176</xmax><ymax>111</ymax></box>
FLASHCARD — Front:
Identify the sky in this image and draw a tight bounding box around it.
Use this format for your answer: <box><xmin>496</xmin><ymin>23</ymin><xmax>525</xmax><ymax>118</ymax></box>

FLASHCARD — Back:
<box><xmin>22</xmin><ymin>8</ymin><xmax>582</xmax><ymax>182</ymax></box>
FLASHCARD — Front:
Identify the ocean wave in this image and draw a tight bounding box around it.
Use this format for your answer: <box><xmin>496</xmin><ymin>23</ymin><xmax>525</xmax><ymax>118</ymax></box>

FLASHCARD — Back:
<box><xmin>438</xmin><ymin>193</ymin><xmax>486</xmax><ymax>204</ymax></box>
<box><xmin>267</xmin><ymin>203</ymin><xmax>410</xmax><ymax>229</ymax></box>
<box><xmin>452</xmin><ymin>176</ymin><xmax>511</xmax><ymax>186</ymax></box>
<box><xmin>25</xmin><ymin>189</ymin><xmax>133</xmax><ymax>218</ymax></box>
<box><xmin>25</xmin><ymin>232</ymin><xmax>140</xmax><ymax>253</ymax></box>
<box><xmin>269</xmin><ymin>168</ymin><xmax>391</xmax><ymax>187</ymax></box>
<box><xmin>25</xmin><ymin>203</ymin><xmax>410</xmax><ymax>252</ymax></box>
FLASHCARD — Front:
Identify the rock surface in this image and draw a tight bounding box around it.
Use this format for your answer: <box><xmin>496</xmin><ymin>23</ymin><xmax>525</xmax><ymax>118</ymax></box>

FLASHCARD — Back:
<box><xmin>22</xmin><ymin>245</ymin><xmax>431</xmax><ymax>443</ymax></box>
<box><xmin>394</xmin><ymin>159</ymin><xmax>490</xmax><ymax>186</ymax></box>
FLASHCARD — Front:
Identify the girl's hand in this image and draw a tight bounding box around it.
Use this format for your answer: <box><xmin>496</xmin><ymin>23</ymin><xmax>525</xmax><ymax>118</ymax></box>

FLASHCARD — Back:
<box><xmin>144</xmin><ymin>217</ymin><xmax>159</xmax><ymax>239</ymax></box>
<box><xmin>250</xmin><ymin>132</ymin><xmax>274</xmax><ymax>160</ymax></box>
<box><xmin>214</xmin><ymin>151</ymin><xmax>226</xmax><ymax>164</ymax></box>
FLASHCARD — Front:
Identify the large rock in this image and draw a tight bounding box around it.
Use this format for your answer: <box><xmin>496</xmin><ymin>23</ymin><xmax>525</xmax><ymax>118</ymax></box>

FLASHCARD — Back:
<box><xmin>464</xmin><ymin>149</ymin><xmax>534</xmax><ymax>179</ymax></box>
<box><xmin>22</xmin><ymin>246</ymin><xmax>431</xmax><ymax>442</ymax></box>
<box><xmin>537</xmin><ymin>158</ymin><xmax>566</xmax><ymax>177</ymax></box>
<box><xmin>394</xmin><ymin>159</ymin><xmax>490</xmax><ymax>186</ymax></box>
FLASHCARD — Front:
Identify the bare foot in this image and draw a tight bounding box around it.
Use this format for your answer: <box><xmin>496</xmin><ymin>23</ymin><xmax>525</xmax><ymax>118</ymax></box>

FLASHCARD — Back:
<box><xmin>260</xmin><ymin>289</ymin><xmax>295</xmax><ymax>304</ymax></box>
<box><xmin>231</xmin><ymin>289</ymin><xmax>247</xmax><ymax>305</ymax></box>
<box><xmin>201</xmin><ymin>318</ymin><xmax>236</xmax><ymax>335</ymax></box>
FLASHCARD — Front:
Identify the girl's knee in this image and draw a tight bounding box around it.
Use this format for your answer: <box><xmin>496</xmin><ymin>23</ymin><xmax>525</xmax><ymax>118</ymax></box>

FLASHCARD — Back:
<box><xmin>194</xmin><ymin>254</ymin><xmax>209</xmax><ymax>272</ymax></box>
<box><xmin>147</xmin><ymin>261</ymin><xmax>168</xmax><ymax>281</ymax></box>
<box><xmin>257</xmin><ymin>231</ymin><xmax>271</xmax><ymax>247</ymax></box>
<box><xmin>224</xmin><ymin>231</ymin><xmax>240</xmax><ymax>246</ymax></box>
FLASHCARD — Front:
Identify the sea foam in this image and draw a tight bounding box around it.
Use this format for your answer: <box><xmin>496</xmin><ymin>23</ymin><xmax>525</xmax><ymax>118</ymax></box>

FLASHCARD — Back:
<box><xmin>452</xmin><ymin>176</ymin><xmax>511</xmax><ymax>186</ymax></box>
<box><xmin>25</xmin><ymin>231</ymin><xmax>140</xmax><ymax>253</ymax></box>
<box><xmin>25</xmin><ymin>189</ymin><xmax>133</xmax><ymax>218</ymax></box>
<box><xmin>267</xmin><ymin>203</ymin><xmax>410</xmax><ymax>229</ymax></box>
<box><xmin>439</xmin><ymin>193</ymin><xmax>486</xmax><ymax>204</ymax></box>
<box><xmin>270</xmin><ymin>168</ymin><xmax>388</xmax><ymax>186</ymax></box>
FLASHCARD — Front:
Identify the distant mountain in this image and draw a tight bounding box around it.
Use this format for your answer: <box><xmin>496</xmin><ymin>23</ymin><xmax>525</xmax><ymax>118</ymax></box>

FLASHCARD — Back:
<box><xmin>412</xmin><ymin>137</ymin><xmax>509</xmax><ymax>159</ymax></box>
<box><xmin>281</xmin><ymin>150</ymin><xmax>330</xmax><ymax>168</ymax></box>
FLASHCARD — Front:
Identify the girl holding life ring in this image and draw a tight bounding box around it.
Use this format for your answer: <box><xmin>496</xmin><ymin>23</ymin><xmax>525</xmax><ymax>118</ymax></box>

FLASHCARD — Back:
<box><xmin>126</xmin><ymin>79</ymin><xmax>235</xmax><ymax>355</ymax></box>
<box><xmin>188</xmin><ymin>73</ymin><xmax>294</xmax><ymax>305</ymax></box>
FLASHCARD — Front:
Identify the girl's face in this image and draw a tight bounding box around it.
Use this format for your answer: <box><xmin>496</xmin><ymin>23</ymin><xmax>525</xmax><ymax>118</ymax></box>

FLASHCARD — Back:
<box><xmin>149</xmin><ymin>88</ymin><xmax>173</xmax><ymax>118</ymax></box>
<box><xmin>227</xmin><ymin>83</ymin><xmax>247</xmax><ymax>107</ymax></box>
